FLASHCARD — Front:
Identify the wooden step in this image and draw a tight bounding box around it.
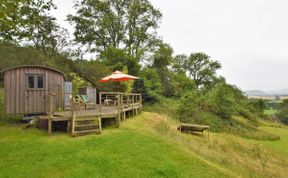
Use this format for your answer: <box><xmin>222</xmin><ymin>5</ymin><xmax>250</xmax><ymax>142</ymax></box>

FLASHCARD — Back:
<box><xmin>71</xmin><ymin>115</ymin><xmax>102</xmax><ymax>136</ymax></box>
<box><xmin>74</xmin><ymin>123</ymin><xmax>99</xmax><ymax>128</ymax></box>
<box><xmin>73</xmin><ymin>129</ymin><xmax>100</xmax><ymax>135</ymax></box>
<box><xmin>74</xmin><ymin>118</ymin><xmax>99</xmax><ymax>121</ymax></box>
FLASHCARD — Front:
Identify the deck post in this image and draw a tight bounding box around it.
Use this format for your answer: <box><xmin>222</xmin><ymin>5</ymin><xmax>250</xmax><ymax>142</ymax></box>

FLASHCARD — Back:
<box><xmin>99</xmin><ymin>92</ymin><xmax>102</xmax><ymax>113</ymax></box>
<box><xmin>123</xmin><ymin>111</ymin><xmax>126</xmax><ymax>120</ymax></box>
<box><xmin>116</xmin><ymin>92</ymin><xmax>120</xmax><ymax>127</ymax></box>
<box><xmin>132</xmin><ymin>94</ymin><xmax>135</xmax><ymax>117</ymax></box>
<box><xmin>140</xmin><ymin>94</ymin><xmax>143</xmax><ymax>113</ymax></box>
<box><xmin>68</xmin><ymin>95</ymin><xmax>74</xmax><ymax>133</ymax></box>
<box><xmin>71</xmin><ymin>115</ymin><xmax>75</xmax><ymax>136</ymax></box>
<box><xmin>48</xmin><ymin>92</ymin><xmax>54</xmax><ymax>136</ymax></box>
<box><xmin>99</xmin><ymin>117</ymin><xmax>102</xmax><ymax>133</ymax></box>
<box><xmin>121</xmin><ymin>93</ymin><xmax>124</xmax><ymax>120</ymax></box>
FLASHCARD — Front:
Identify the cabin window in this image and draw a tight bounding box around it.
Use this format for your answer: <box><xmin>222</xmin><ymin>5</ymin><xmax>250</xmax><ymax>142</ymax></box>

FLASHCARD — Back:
<box><xmin>28</xmin><ymin>76</ymin><xmax>35</xmax><ymax>89</ymax></box>
<box><xmin>37</xmin><ymin>76</ymin><xmax>44</xmax><ymax>89</ymax></box>
<box><xmin>26</xmin><ymin>74</ymin><xmax>45</xmax><ymax>89</ymax></box>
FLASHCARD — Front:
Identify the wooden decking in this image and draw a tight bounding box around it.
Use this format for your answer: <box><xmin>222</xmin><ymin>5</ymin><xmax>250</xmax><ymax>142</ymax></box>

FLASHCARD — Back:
<box><xmin>53</xmin><ymin>104</ymin><xmax>142</xmax><ymax>118</ymax></box>
<box><xmin>42</xmin><ymin>92</ymin><xmax>142</xmax><ymax>136</ymax></box>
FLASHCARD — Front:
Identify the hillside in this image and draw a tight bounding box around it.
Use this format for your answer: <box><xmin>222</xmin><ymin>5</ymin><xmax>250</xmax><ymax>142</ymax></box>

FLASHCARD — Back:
<box><xmin>245</xmin><ymin>89</ymin><xmax>288</xmax><ymax>96</ymax></box>
<box><xmin>0</xmin><ymin>111</ymin><xmax>287</xmax><ymax>178</ymax></box>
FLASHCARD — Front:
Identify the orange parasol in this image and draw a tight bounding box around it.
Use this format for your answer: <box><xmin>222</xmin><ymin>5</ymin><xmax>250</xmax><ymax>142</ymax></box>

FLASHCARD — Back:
<box><xmin>98</xmin><ymin>71</ymin><xmax>139</xmax><ymax>83</ymax></box>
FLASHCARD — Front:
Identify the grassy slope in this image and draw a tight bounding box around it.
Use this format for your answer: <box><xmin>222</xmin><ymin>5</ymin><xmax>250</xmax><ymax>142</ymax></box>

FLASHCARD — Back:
<box><xmin>147</xmin><ymin>113</ymin><xmax>288</xmax><ymax>178</ymax></box>
<box><xmin>1</xmin><ymin>113</ymin><xmax>288</xmax><ymax>178</ymax></box>
<box><xmin>0</xmin><ymin>118</ymin><xmax>227</xmax><ymax>178</ymax></box>
<box><xmin>1</xmin><ymin>88</ymin><xmax>287</xmax><ymax>177</ymax></box>
<box><xmin>250</xmin><ymin>126</ymin><xmax>288</xmax><ymax>159</ymax></box>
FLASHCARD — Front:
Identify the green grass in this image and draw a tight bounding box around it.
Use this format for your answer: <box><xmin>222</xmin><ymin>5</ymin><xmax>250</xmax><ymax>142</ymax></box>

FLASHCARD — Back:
<box><xmin>1</xmin><ymin>113</ymin><xmax>288</xmax><ymax>178</ymax></box>
<box><xmin>0</xmin><ymin>118</ymin><xmax>227</xmax><ymax>178</ymax></box>
<box><xmin>251</xmin><ymin>126</ymin><xmax>288</xmax><ymax>159</ymax></box>
<box><xmin>264</xmin><ymin>109</ymin><xmax>277</xmax><ymax>116</ymax></box>
<box><xmin>149</xmin><ymin>113</ymin><xmax>288</xmax><ymax>178</ymax></box>
<box><xmin>1</xmin><ymin>87</ymin><xmax>288</xmax><ymax>177</ymax></box>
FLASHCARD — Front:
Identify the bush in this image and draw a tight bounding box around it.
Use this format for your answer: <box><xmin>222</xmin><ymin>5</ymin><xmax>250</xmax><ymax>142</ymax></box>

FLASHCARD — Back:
<box><xmin>139</xmin><ymin>67</ymin><xmax>163</xmax><ymax>102</ymax></box>
<box><xmin>177</xmin><ymin>91</ymin><xmax>208</xmax><ymax>121</ymax></box>
<box><xmin>277</xmin><ymin>99</ymin><xmax>288</xmax><ymax>125</ymax></box>
<box><xmin>206</xmin><ymin>84</ymin><xmax>242</xmax><ymax>119</ymax></box>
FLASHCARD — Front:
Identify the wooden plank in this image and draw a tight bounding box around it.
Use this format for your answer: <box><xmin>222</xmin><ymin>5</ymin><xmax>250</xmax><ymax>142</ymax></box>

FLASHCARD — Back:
<box><xmin>73</xmin><ymin>129</ymin><xmax>100</xmax><ymax>134</ymax></box>
<box><xmin>100</xmin><ymin>113</ymin><xmax>117</xmax><ymax>118</ymax></box>
<box><xmin>19</xmin><ymin>68</ymin><xmax>23</xmax><ymax>113</ymax></box>
<box><xmin>4</xmin><ymin>71</ymin><xmax>8</xmax><ymax>113</ymax></box>
<box><xmin>71</xmin><ymin>115</ymin><xmax>75</xmax><ymax>136</ymax></box>
<box><xmin>99</xmin><ymin>117</ymin><xmax>102</xmax><ymax>133</ymax></box>
<box><xmin>99</xmin><ymin>92</ymin><xmax>102</xmax><ymax>113</ymax></box>
<box><xmin>15</xmin><ymin>68</ymin><xmax>19</xmax><ymax>113</ymax></box>
<box><xmin>75</xmin><ymin>117</ymin><xmax>99</xmax><ymax>121</ymax></box>
<box><xmin>74</xmin><ymin>123</ymin><xmax>99</xmax><ymax>128</ymax></box>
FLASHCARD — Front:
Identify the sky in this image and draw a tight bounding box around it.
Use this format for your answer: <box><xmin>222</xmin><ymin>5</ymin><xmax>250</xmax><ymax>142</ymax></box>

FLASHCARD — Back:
<box><xmin>51</xmin><ymin>0</ymin><xmax>288</xmax><ymax>91</ymax></box>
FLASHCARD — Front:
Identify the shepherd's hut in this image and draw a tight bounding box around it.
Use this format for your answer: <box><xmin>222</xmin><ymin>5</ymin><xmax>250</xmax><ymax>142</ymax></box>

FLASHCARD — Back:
<box><xmin>1</xmin><ymin>65</ymin><xmax>71</xmax><ymax>115</ymax></box>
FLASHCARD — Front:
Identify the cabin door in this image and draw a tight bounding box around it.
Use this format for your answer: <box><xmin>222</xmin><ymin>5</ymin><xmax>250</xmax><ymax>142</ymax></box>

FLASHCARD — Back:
<box><xmin>48</xmin><ymin>83</ymin><xmax>63</xmax><ymax>112</ymax></box>
<box><xmin>25</xmin><ymin>74</ymin><xmax>46</xmax><ymax>113</ymax></box>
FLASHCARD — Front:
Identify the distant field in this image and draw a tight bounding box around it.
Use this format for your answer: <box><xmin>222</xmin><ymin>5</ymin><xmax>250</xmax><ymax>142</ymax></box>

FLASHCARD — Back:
<box><xmin>248</xmin><ymin>96</ymin><xmax>288</xmax><ymax>100</ymax></box>
<box><xmin>264</xmin><ymin>109</ymin><xmax>277</xmax><ymax>116</ymax></box>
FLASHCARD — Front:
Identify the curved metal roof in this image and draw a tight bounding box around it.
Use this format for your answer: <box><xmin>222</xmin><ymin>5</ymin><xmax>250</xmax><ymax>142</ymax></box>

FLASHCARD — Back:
<box><xmin>0</xmin><ymin>65</ymin><xmax>67</xmax><ymax>80</ymax></box>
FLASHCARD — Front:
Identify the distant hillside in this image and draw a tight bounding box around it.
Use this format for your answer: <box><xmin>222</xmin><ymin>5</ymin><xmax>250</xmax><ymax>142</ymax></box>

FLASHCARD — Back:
<box><xmin>245</xmin><ymin>90</ymin><xmax>267</xmax><ymax>96</ymax></box>
<box><xmin>245</xmin><ymin>88</ymin><xmax>288</xmax><ymax>96</ymax></box>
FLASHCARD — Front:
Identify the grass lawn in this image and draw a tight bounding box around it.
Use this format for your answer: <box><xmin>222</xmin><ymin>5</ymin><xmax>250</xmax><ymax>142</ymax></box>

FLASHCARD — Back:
<box><xmin>252</xmin><ymin>126</ymin><xmax>288</xmax><ymax>159</ymax></box>
<box><xmin>0</xmin><ymin>112</ymin><xmax>288</xmax><ymax>178</ymax></box>
<box><xmin>0</xmin><ymin>117</ymin><xmax>227</xmax><ymax>178</ymax></box>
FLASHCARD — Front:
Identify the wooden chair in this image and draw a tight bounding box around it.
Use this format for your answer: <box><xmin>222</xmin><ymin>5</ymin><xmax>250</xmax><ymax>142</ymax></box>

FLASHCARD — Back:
<box><xmin>73</xmin><ymin>95</ymin><xmax>85</xmax><ymax>110</ymax></box>
<box><xmin>80</xmin><ymin>95</ymin><xmax>96</xmax><ymax>109</ymax></box>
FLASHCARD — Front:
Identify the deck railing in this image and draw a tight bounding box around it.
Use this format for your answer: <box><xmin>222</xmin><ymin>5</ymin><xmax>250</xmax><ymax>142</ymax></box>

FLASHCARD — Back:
<box><xmin>99</xmin><ymin>92</ymin><xmax>142</xmax><ymax>107</ymax></box>
<box><xmin>46</xmin><ymin>92</ymin><xmax>142</xmax><ymax>135</ymax></box>
<box><xmin>47</xmin><ymin>92</ymin><xmax>142</xmax><ymax>115</ymax></box>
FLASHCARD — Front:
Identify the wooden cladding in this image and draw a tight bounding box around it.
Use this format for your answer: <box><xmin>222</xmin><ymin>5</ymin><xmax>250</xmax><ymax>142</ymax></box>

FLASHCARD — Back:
<box><xmin>3</xmin><ymin>66</ymin><xmax>65</xmax><ymax>114</ymax></box>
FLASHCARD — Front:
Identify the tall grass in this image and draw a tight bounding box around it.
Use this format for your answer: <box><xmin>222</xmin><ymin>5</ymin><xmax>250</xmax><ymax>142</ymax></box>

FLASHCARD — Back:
<box><xmin>148</xmin><ymin>113</ymin><xmax>287</xmax><ymax>178</ymax></box>
<box><xmin>145</xmin><ymin>97</ymin><xmax>279</xmax><ymax>140</ymax></box>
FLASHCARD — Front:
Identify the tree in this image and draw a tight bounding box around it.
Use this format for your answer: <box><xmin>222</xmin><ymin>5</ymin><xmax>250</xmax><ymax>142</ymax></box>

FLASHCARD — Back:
<box><xmin>152</xmin><ymin>43</ymin><xmax>175</xmax><ymax>96</ymax></box>
<box><xmin>0</xmin><ymin>0</ymin><xmax>69</xmax><ymax>55</ymax></box>
<box><xmin>248</xmin><ymin>99</ymin><xmax>266</xmax><ymax>116</ymax></box>
<box><xmin>140</xmin><ymin>67</ymin><xmax>163</xmax><ymax>102</ymax></box>
<box><xmin>186</xmin><ymin>53</ymin><xmax>221</xmax><ymax>89</ymax></box>
<box><xmin>69</xmin><ymin>59</ymin><xmax>111</xmax><ymax>87</ymax></box>
<box><xmin>99</xmin><ymin>47</ymin><xmax>140</xmax><ymax>75</ymax></box>
<box><xmin>172</xmin><ymin>54</ymin><xmax>188</xmax><ymax>73</ymax></box>
<box><xmin>171</xmin><ymin>52</ymin><xmax>221</xmax><ymax>89</ymax></box>
<box><xmin>207</xmin><ymin>83</ymin><xmax>245</xmax><ymax>119</ymax></box>
<box><xmin>67</xmin><ymin>0</ymin><xmax>162</xmax><ymax>60</ymax></box>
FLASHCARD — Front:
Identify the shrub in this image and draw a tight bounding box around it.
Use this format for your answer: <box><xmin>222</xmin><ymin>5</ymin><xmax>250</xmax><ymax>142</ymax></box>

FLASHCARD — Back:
<box><xmin>277</xmin><ymin>99</ymin><xmax>288</xmax><ymax>125</ymax></box>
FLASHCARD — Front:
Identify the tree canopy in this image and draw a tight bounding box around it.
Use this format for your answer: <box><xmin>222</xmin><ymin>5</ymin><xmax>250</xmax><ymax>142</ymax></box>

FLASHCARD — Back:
<box><xmin>68</xmin><ymin>0</ymin><xmax>162</xmax><ymax>61</ymax></box>
<box><xmin>0</xmin><ymin>0</ymin><xmax>271</xmax><ymax>129</ymax></box>
<box><xmin>0</xmin><ymin>0</ymin><xmax>70</xmax><ymax>55</ymax></box>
